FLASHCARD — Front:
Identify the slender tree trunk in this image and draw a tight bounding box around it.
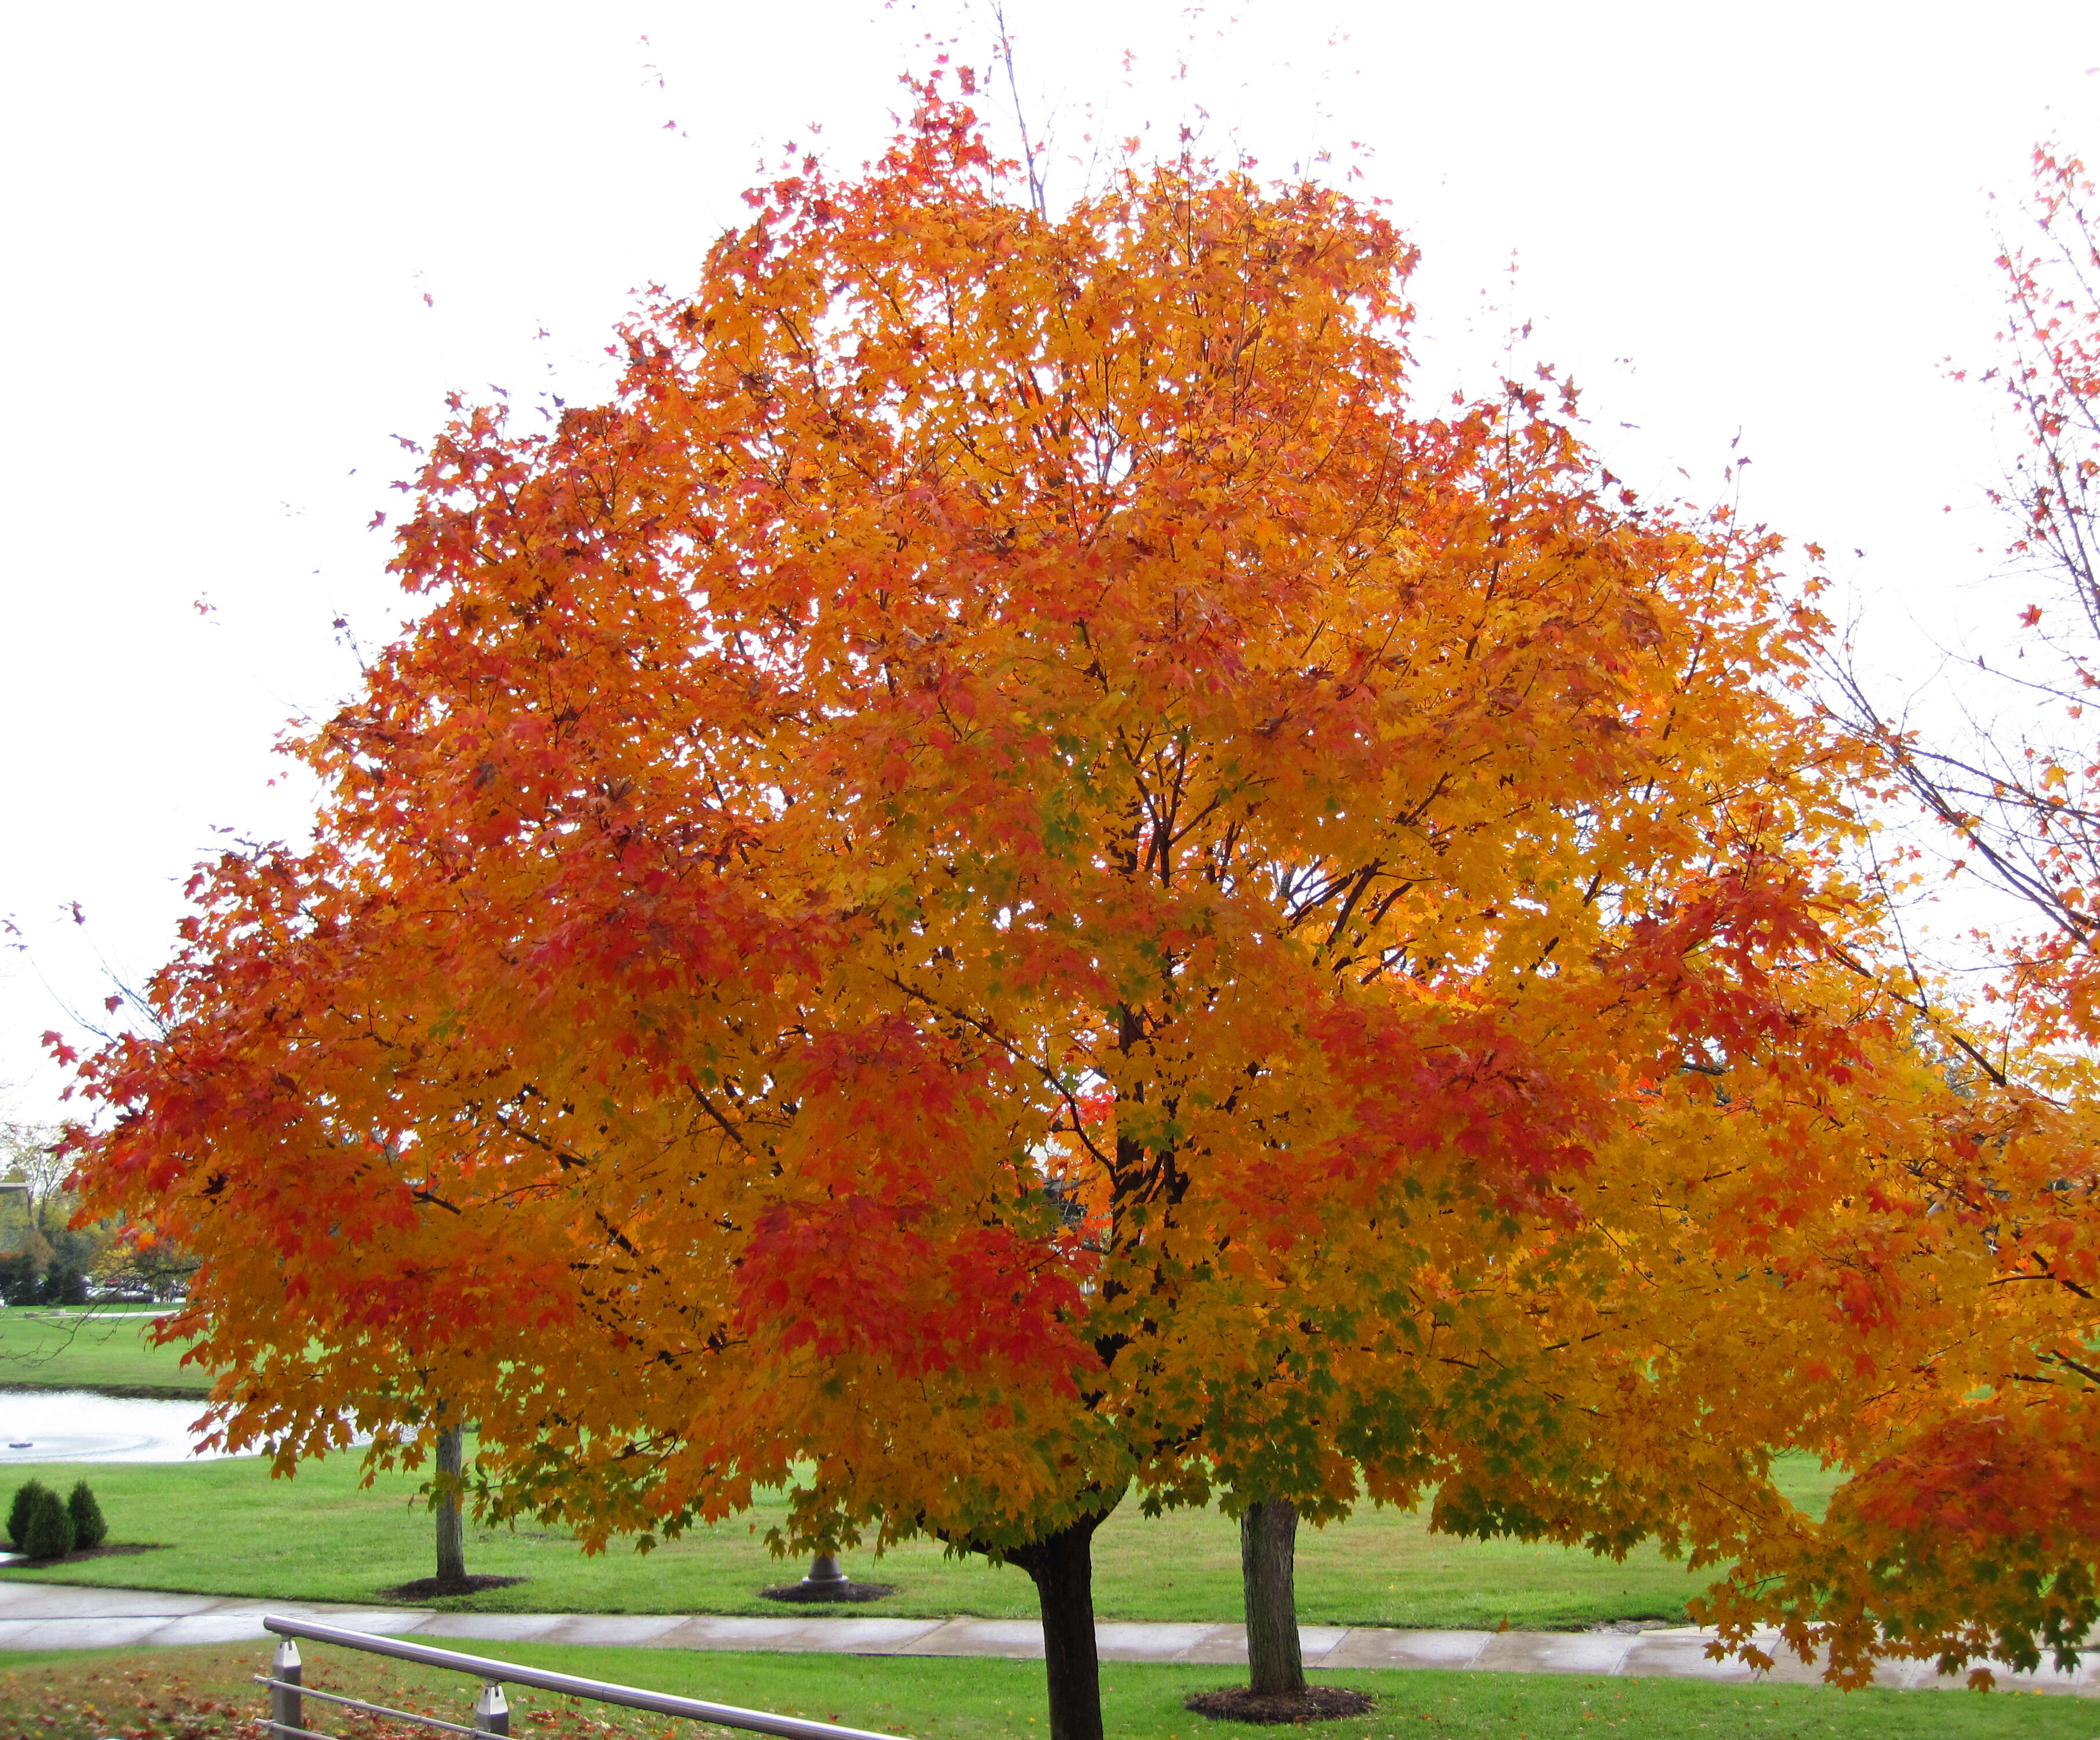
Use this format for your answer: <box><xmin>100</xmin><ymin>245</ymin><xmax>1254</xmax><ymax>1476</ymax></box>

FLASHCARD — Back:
<box><xmin>1008</xmin><ymin>1507</ymin><xmax>1115</xmax><ymax>1740</ymax></box>
<box><xmin>435</xmin><ymin>1425</ymin><xmax>466</xmax><ymax>1585</ymax></box>
<box><xmin>1241</xmin><ymin>1498</ymin><xmax>1303</xmax><ymax>1696</ymax></box>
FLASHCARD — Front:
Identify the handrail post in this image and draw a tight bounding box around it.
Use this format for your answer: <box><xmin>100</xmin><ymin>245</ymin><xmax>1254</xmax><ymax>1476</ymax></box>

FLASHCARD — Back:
<box><xmin>474</xmin><ymin>1681</ymin><xmax>510</xmax><ymax>1735</ymax></box>
<box><xmin>270</xmin><ymin>1638</ymin><xmax>302</xmax><ymax>1734</ymax></box>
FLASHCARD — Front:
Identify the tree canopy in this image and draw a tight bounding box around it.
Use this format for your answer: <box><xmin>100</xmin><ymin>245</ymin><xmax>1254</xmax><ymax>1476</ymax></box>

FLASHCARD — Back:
<box><xmin>1812</xmin><ymin>139</ymin><xmax>2100</xmax><ymax>1696</ymax></box>
<box><xmin>63</xmin><ymin>78</ymin><xmax>2100</xmax><ymax>1737</ymax></box>
<box><xmin>1838</xmin><ymin>144</ymin><xmax>2100</xmax><ymax>1044</ymax></box>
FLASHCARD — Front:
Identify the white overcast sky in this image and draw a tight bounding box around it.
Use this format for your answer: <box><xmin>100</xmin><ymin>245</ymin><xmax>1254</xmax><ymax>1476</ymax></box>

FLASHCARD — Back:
<box><xmin>3</xmin><ymin>1</ymin><xmax>2096</xmax><ymax>1125</ymax></box>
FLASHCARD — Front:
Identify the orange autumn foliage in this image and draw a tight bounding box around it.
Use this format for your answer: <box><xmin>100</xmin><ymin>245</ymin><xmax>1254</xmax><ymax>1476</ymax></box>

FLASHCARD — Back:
<box><xmin>59</xmin><ymin>75</ymin><xmax>2100</xmax><ymax>1730</ymax></box>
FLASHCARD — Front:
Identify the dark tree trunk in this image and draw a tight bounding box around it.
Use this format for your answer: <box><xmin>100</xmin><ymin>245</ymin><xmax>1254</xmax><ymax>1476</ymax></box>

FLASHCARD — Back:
<box><xmin>1008</xmin><ymin>1507</ymin><xmax>1116</xmax><ymax>1740</ymax></box>
<box><xmin>1241</xmin><ymin>1498</ymin><xmax>1303</xmax><ymax>1696</ymax></box>
<box><xmin>435</xmin><ymin>1425</ymin><xmax>466</xmax><ymax>1584</ymax></box>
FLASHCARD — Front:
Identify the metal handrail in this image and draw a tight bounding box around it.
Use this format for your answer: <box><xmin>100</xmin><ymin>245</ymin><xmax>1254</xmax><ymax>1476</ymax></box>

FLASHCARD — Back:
<box><xmin>262</xmin><ymin>1615</ymin><xmax>908</xmax><ymax>1740</ymax></box>
<box><xmin>254</xmin><ymin>1675</ymin><xmax>483</xmax><ymax>1736</ymax></box>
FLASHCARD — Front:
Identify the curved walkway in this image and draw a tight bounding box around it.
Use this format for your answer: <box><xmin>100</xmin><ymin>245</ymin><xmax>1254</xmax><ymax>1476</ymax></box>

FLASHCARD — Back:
<box><xmin>0</xmin><ymin>1580</ymin><xmax>2089</xmax><ymax>1698</ymax></box>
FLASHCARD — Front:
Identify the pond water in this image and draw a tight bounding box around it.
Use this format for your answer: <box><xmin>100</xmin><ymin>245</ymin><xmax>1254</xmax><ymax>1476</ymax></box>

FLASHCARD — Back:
<box><xmin>0</xmin><ymin>1390</ymin><xmax>241</xmax><ymax>1463</ymax></box>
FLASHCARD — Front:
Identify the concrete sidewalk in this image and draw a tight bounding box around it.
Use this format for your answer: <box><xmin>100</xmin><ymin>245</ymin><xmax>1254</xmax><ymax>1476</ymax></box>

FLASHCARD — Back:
<box><xmin>0</xmin><ymin>1580</ymin><xmax>2089</xmax><ymax>1697</ymax></box>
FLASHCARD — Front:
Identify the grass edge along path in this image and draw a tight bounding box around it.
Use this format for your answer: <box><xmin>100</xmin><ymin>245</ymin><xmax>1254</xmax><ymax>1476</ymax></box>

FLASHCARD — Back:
<box><xmin>0</xmin><ymin>1455</ymin><xmax>1846</xmax><ymax>1632</ymax></box>
<box><xmin>0</xmin><ymin>1643</ymin><xmax>2080</xmax><ymax>1740</ymax></box>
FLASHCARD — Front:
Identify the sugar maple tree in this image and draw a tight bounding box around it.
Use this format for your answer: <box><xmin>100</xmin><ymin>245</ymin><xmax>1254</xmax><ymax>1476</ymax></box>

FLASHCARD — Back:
<box><xmin>1807</xmin><ymin>139</ymin><xmax>2100</xmax><ymax>1692</ymax></box>
<box><xmin>61</xmin><ymin>77</ymin><xmax>2100</xmax><ymax>1737</ymax></box>
<box><xmin>1835</xmin><ymin>143</ymin><xmax>2100</xmax><ymax>1036</ymax></box>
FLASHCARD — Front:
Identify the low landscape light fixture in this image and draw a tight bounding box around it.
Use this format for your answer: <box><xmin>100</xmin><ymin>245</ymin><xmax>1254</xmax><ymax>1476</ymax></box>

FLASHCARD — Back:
<box><xmin>801</xmin><ymin>1551</ymin><xmax>849</xmax><ymax>1592</ymax></box>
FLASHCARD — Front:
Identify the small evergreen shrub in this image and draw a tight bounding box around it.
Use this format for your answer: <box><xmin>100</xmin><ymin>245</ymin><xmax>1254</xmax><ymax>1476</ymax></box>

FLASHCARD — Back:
<box><xmin>6</xmin><ymin>1479</ymin><xmax>49</xmax><ymax>1551</ymax></box>
<box><xmin>36</xmin><ymin>1264</ymin><xmax>87</xmax><ymax>1307</ymax></box>
<box><xmin>66</xmin><ymin>1480</ymin><xmax>106</xmax><ymax>1549</ymax></box>
<box><xmin>21</xmin><ymin>1486</ymin><xmax>73</xmax><ymax>1561</ymax></box>
<box><xmin>0</xmin><ymin>1254</ymin><xmax>37</xmax><ymax>1307</ymax></box>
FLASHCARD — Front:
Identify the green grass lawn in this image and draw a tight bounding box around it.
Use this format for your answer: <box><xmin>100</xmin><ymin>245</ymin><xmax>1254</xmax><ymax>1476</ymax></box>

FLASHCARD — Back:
<box><xmin>0</xmin><ymin>1450</ymin><xmax>1842</xmax><ymax>1630</ymax></box>
<box><xmin>0</xmin><ymin>1305</ymin><xmax>204</xmax><ymax>1395</ymax></box>
<box><xmin>0</xmin><ymin>1643</ymin><xmax>2079</xmax><ymax>1739</ymax></box>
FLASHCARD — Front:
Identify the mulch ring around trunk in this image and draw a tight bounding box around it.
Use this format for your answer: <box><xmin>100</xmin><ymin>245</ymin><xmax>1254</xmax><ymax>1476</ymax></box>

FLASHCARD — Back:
<box><xmin>378</xmin><ymin>1574</ymin><xmax>528</xmax><ymax>1600</ymax></box>
<box><xmin>760</xmin><ymin>1579</ymin><xmax>898</xmax><ymax>1603</ymax></box>
<box><xmin>1186</xmin><ymin>1687</ymin><xmax>1378</xmax><ymax>1725</ymax></box>
<box><xmin>10</xmin><ymin>1542</ymin><xmax>166</xmax><ymax>1567</ymax></box>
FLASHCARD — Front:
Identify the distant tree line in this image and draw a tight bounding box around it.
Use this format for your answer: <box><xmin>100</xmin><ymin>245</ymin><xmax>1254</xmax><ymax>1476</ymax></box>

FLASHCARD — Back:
<box><xmin>0</xmin><ymin>1122</ymin><xmax>196</xmax><ymax>1306</ymax></box>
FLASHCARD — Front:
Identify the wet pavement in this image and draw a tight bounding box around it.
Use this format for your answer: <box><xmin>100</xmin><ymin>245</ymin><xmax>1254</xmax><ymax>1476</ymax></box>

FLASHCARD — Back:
<box><xmin>0</xmin><ymin>1580</ymin><xmax>2090</xmax><ymax>1695</ymax></box>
